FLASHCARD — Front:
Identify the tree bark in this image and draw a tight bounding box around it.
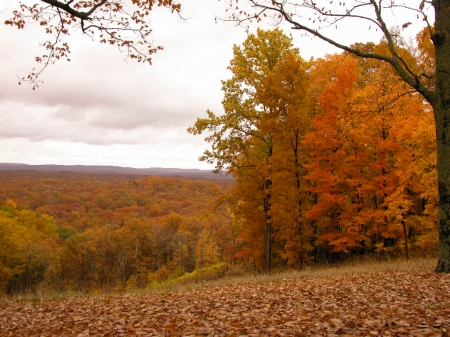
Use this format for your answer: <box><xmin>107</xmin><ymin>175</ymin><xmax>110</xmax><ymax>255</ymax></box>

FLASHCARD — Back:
<box><xmin>434</xmin><ymin>0</ymin><xmax>450</xmax><ymax>272</ymax></box>
<box><xmin>401</xmin><ymin>220</ymin><xmax>409</xmax><ymax>260</ymax></box>
<box><xmin>264</xmin><ymin>179</ymin><xmax>272</xmax><ymax>273</ymax></box>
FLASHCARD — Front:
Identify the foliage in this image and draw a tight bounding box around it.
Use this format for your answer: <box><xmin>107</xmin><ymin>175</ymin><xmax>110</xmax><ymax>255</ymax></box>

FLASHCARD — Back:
<box><xmin>190</xmin><ymin>28</ymin><xmax>437</xmax><ymax>271</ymax></box>
<box><xmin>0</xmin><ymin>173</ymin><xmax>234</xmax><ymax>295</ymax></box>
<box><xmin>151</xmin><ymin>262</ymin><xmax>229</xmax><ymax>288</ymax></box>
<box><xmin>188</xmin><ymin>28</ymin><xmax>297</xmax><ymax>173</ymax></box>
<box><xmin>0</xmin><ymin>200</ymin><xmax>59</xmax><ymax>295</ymax></box>
<box><xmin>189</xmin><ymin>28</ymin><xmax>310</xmax><ymax>271</ymax></box>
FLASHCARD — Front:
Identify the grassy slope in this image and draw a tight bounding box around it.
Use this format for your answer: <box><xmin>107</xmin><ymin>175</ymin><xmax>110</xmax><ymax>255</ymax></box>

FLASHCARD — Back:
<box><xmin>154</xmin><ymin>257</ymin><xmax>437</xmax><ymax>292</ymax></box>
<box><xmin>1</xmin><ymin>258</ymin><xmax>449</xmax><ymax>337</ymax></box>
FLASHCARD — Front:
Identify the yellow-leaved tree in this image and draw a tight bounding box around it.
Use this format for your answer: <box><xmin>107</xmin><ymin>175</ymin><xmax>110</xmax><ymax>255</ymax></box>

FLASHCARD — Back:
<box><xmin>0</xmin><ymin>200</ymin><xmax>58</xmax><ymax>295</ymax></box>
<box><xmin>188</xmin><ymin>28</ymin><xmax>301</xmax><ymax>271</ymax></box>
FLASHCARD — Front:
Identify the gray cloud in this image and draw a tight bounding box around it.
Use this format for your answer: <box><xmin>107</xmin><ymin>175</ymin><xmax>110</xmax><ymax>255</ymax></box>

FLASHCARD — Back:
<box><xmin>0</xmin><ymin>99</ymin><xmax>206</xmax><ymax>146</ymax></box>
<box><xmin>0</xmin><ymin>0</ymin><xmax>351</xmax><ymax>168</ymax></box>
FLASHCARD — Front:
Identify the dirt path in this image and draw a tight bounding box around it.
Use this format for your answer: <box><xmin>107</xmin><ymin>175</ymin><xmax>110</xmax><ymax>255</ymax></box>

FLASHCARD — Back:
<box><xmin>1</xmin><ymin>271</ymin><xmax>449</xmax><ymax>336</ymax></box>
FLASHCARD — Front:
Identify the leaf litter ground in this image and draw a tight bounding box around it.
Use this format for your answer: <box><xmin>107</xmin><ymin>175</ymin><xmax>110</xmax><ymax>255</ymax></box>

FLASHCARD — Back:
<box><xmin>1</xmin><ymin>271</ymin><xmax>449</xmax><ymax>336</ymax></box>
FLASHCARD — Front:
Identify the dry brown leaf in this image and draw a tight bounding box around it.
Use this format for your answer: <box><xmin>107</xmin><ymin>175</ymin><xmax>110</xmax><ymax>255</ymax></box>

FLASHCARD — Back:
<box><xmin>0</xmin><ymin>271</ymin><xmax>449</xmax><ymax>336</ymax></box>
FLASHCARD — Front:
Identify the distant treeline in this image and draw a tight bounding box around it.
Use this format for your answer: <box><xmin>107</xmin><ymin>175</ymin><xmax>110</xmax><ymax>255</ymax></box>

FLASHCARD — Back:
<box><xmin>0</xmin><ymin>163</ymin><xmax>232</xmax><ymax>179</ymax></box>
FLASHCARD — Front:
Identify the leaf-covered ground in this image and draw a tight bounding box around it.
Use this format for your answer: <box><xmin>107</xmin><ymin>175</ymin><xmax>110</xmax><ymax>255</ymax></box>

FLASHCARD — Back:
<box><xmin>1</xmin><ymin>271</ymin><xmax>449</xmax><ymax>336</ymax></box>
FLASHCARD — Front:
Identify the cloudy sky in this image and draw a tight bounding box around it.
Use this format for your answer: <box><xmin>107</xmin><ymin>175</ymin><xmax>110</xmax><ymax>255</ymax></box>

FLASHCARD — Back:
<box><xmin>0</xmin><ymin>0</ymin><xmax>426</xmax><ymax>170</ymax></box>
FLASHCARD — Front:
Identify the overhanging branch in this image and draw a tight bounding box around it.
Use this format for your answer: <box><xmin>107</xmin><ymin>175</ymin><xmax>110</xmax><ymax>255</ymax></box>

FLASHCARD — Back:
<box><xmin>236</xmin><ymin>0</ymin><xmax>437</xmax><ymax>105</ymax></box>
<box><xmin>40</xmin><ymin>0</ymin><xmax>105</xmax><ymax>20</ymax></box>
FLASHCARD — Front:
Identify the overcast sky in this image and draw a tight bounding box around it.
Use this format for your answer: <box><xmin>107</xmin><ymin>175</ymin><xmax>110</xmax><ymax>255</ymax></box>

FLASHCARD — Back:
<box><xmin>0</xmin><ymin>0</ymin><xmax>427</xmax><ymax>170</ymax></box>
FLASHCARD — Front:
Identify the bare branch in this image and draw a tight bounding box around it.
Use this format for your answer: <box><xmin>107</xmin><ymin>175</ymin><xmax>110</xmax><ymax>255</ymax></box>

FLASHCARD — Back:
<box><xmin>222</xmin><ymin>0</ymin><xmax>436</xmax><ymax>105</ymax></box>
<box><xmin>40</xmin><ymin>0</ymin><xmax>98</xmax><ymax>20</ymax></box>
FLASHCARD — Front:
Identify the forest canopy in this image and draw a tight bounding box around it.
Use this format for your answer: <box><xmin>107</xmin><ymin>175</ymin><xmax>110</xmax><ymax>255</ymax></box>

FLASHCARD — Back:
<box><xmin>0</xmin><ymin>172</ymin><xmax>234</xmax><ymax>295</ymax></box>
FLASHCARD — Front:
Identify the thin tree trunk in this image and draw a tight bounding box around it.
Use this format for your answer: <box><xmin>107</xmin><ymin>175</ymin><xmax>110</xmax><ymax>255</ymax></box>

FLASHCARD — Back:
<box><xmin>401</xmin><ymin>220</ymin><xmax>409</xmax><ymax>260</ymax></box>
<box><xmin>264</xmin><ymin>179</ymin><xmax>272</xmax><ymax>273</ymax></box>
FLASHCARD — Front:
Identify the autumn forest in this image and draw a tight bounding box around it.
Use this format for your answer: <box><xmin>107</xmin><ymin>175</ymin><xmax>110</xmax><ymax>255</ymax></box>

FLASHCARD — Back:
<box><xmin>0</xmin><ymin>28</ymin><xmax>438</xmax><ymax>296</ymax></box>
<box><xmin>188</xmin><ymin>29</ymin><xmax>437</xmax><ymax>271</ymax></box>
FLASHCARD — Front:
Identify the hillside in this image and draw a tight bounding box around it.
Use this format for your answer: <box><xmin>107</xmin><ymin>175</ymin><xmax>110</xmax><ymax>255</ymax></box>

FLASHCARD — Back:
<box><xmin>0</xmin><ymin>171</ymin><xmax>235</xmax><ymax>295</ymax></box>
<box><xmin>1</xmin><ymin>265</ymin><xmax>449</xmax><ymax>336</ymax></box>
<box><xmin>0</xmin><ymin>163</ymin><xmax>232</xmax><ymax>180</ymax></box>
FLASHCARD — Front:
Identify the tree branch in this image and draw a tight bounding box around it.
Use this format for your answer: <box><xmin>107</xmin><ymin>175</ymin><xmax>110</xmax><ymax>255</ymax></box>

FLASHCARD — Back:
<box><xmin>230</xmin><ymin>0</ymin><xmax>437</xmax><ymax>105</ymax></box>
<box><xmin>40</xmin><ymin>0</ymin><xmax>105</xmax><ymax>20</ymax></box>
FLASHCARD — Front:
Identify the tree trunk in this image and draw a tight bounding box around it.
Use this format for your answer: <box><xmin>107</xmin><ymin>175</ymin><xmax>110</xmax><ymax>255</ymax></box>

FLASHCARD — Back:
<box><xmin>401</xmin><ymin>220</ymin><xmax>409</xmax><ymax>260</ymax></box>
<box><xmin>264</xmin><ymin>179</ymin><xmax>272</xmax><ymax>273</ymax></box>
<box><xmin>434</xmin><ymin>0</ymin><xmax>450</xmax><ymax>272</ymax></box>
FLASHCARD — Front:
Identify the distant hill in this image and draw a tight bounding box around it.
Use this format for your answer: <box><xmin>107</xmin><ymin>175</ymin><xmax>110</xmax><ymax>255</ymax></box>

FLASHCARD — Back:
<box><xmin>0</xmin><ymin>163</ymin><xmax>231</xmax><ymax>179</ymax></box>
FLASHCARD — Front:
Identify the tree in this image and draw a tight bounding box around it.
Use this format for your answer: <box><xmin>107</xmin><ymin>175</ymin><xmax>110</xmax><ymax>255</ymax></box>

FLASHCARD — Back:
<box><xmin>4</xmin><ymin>0</ymin><xmax>181</xmax><ymax>88</ymax></box>
<box><xmin>255</xmin><ymin>52</ymin><xmax>315</xmax><ymax>267</ymax></box>
<box><xmin>303</xmin><ymin>50</ymin><xmax>436</xmax><ymax>260</ymax></box>
<box><xmin>222</xmin><ymin>0</ymin><xmax>450</xmax><ymax>272</ymax></box>
<box><xmin>188</xmin><ymin>28</ymin><xmax>299</xmax><ymax>271</ymax></box>
<box><xmin>304</xmin><ymin>55</ymin><xmax>363</xmax><ymax>258</ymax></box>
<box><xmin>0</xmin><ymin>200</ymin><xmax>59</xmax><ymax>295</ymax></box>
<box><xmin>195</xmin><ymin>230</ymin><xmax>221</xmax><ymax>269</ymax></box>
